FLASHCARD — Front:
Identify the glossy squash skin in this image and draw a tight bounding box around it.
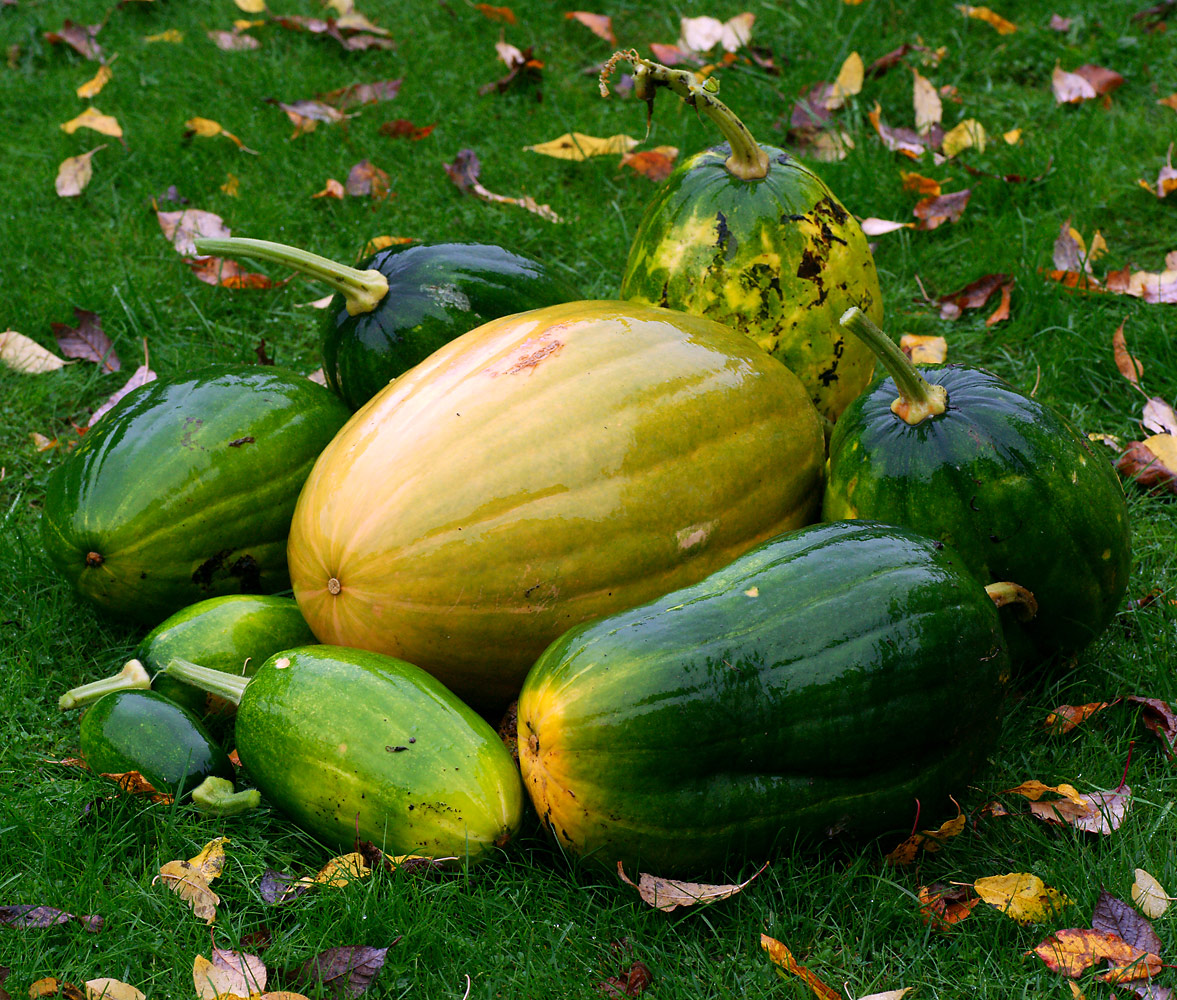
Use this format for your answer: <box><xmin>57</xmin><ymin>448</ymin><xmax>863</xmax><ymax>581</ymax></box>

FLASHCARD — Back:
<box><xmin>323</xmin><ymin>242</ymin><xmax>582</xmax><ymax>409</ymax></box>
<box><xmin>823</xmin><ymin>365</ymin><xmax>1132</xmax><ymax>659</ymax></box>
<box><xmin>80</xmin><ymin>690</ymin><xmax>233</xmax><ymax>796</ymax></box>
<box><xmin>41</xmin><ymin>366</ymin><xmax>351</xmax><ymax>625</ymax></box>
<box><xmin>620</xmin><ymin>145</ymin><xmax>883</xmax><ymax>423</ymax></box>
<box><xmin>518</xmin><ymin>520</ymin><xmax>1009</xmax><ymax>876</ymax></box>
<box><xmin>288</xmin><ymin>300</ymin><xmax>827</xmax><ymax>710</ymax></box>
<box><xmin>227</xmin><ymin>646</ymin><xmax>525</xmax><ymax>860</ymax></box>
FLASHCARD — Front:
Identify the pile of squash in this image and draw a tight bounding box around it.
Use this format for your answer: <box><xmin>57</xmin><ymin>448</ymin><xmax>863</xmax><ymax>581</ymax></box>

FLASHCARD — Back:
<box><xmin>46</xmin><ymin>54</ymin><xmax>1131</xmax><ymax>878</ymax></box>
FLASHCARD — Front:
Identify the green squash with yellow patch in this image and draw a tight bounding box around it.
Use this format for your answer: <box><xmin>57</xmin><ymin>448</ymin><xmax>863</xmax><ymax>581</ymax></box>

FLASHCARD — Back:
<box><xmin>612</xmin><ymin>53</ymin><xmax>883</xmax><ymax>423</ymax></box>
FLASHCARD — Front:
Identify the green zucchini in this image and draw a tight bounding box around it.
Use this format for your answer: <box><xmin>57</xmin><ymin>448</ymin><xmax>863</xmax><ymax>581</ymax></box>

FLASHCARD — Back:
<box><xmin>823</xmin><ymin>308</ymin><xmax>1132</xmax><ymax>660</ymax></box>
<box><xmin>41</xmin><ymin>365</ymin><xmax>351</xmax><ymax>625</ymax></box>
<box><xmin>163</xmin><ymin>646</ymin><xmax>525</xmax><ymax>861</ymax></box>
<box><xmin>58</xmin><ymin>595</ymin><xmax>317</xmax><ymax>717</ymax></box>
<box><xmin>518</xmin><ymin>520</ymin><xmax>1009</xmax><ymax>875</ymax></box>
<box><xmin>79</xmin><ymin>690</ymin><xmax>234</xmax><ymax>797</ymax></box>
<box><xmin>193</xmin><ymin>237</ymin><xmax>582</xmax><ymax>409</ymax></box>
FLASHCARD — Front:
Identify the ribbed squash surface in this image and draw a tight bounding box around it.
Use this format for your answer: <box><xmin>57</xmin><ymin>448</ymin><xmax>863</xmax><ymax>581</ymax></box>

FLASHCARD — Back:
<box><xmin>288</xmin><ymin>300</ymin><xmax>826</xmax><ymax>708</ymax></box>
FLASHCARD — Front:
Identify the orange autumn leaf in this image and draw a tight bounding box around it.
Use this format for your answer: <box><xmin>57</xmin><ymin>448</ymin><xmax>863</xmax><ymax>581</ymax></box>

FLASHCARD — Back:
<box><xmin>1113</xmin><ymin>319</ymin><xmax>1144</xmax><ymax>385</ymax></box>
<box><xmin>1045</xmin><ymin>701</ymin><xmax>1115</xmax><ymax>733</ymax></box>
<box><xmin>901</xmin><ymin>171</ymin><xmax>942</xmax><ymax>195</ymax></box>
<box><xmin>957</xmin><ymin>4</ymin><xmax>1017</xmax><ymax>33</ymax></box>
<box><xmin>312</xmin><ymin>178</ymin><xmax>346</xmax><ymax>199</ymax></box>
<box><xmin>1032</xmin><ymin>928</ymin><xmax>1162</xmax><ymax>982</ymax></box>
<box><xmin>76</xmin><ymin>64</ymin><xmax>112</xmax><ymax>98</ymax></box>
<box><xmin>918</xmin><ymin>883</ymin><xmax>980</xmax><ymax>930</ymax></box>
<box><xmin>760</xmin><ymin>935</ymin><xmax>840</xmax><ymax>1000</ymax></box>
<box><xmin>885</xmin><ymin>802</ymin><xmax>965</xmax><ymax>864</ymax></box>
<box><xmin>900</xmin><ymin>334</ymin><xmax>948</xmax><ymax>364</ymax></box>
<box><xmin>565</xmin><ymin>11</ymin><xmax>615</xmax><ymax>44</ymax></box>
<box><xmin>1003</xmin><ymin>779</ymin><xmax>1085</xmax><ymax>803</ymax></box>
<box><xmin>913</xmin><ymin>189</ymin><xmax>971</xmax><ymax>229</ymax></box>
<box><xmin>620</xmin><ymin>147</ymin><xmax>679</xmax><ymax>182</ymax></box>
<box><xmin>101</xmin><ymin>770</ymin><xmax>173</xmax><ymax>803</ymax></box>
<box><xmin>475</xmin><ymin>3</ymin><xmax>515</xmax><ymax>23</ymax></box>
<box><xmin>187</xmin><ymin>257</ymin><xmax>285</xmax><ymax>289</ymax></box>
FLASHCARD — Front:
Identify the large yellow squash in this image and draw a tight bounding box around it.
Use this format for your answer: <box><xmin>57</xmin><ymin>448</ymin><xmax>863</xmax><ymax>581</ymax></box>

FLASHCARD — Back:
<box><xmin>287</xmin><ymin>300</ymin><xmax>825</xmax><ymax>709</ymax></box>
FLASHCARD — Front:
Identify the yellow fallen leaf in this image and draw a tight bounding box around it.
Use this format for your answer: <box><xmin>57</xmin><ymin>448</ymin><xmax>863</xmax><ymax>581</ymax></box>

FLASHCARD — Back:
<box><xmin>155</xmin><ymin>861</ymin><xmax>220</xmax><ymax>922</ymax></box>
<box><xmin>309</xmin><ymin>852</ymin><xmax>370</xmax><ymax>887</ymax></box>
<box><xmin>77</xmin><ymin>65</ymin><xmax>112</xmax><ymax>98</ymax></box>
<box><xmin>1003</xmin><ymin>779</ymin><xmax>1085</xmax><ymax>803</ymax></box>
<box><xmin>941</xmin><ymin>118</ymin><xmax>986</xmax><ymax>157</ymax></box>
<box><xmin>1003</xmin><ymin>128</ymin><xmax>1022</xmax><ymax>144</ymax></box>
<box><xmin>974</xmin><ymin>872</ymin><xmax>1071</xmax><ymax>923</ymax></box>
<box><xmin>760</xmin><ymin>935</ymin><xmax>840</xmax><ymax>1000</ymax></box>
<box><xmin>1132</xmin><ymin>868</ymin><xmax>1172</xmax><ymax>918</ymax></box>
<box><xmin>189</xmin><ymin>837</ymin><xmax>230</xmax><ymax>879</ymax></box>
<box><xmin>523</xmin><ymin>132</ymin><xmax>639</xmax><ymax>160</ymax></box>
<box><xmin>145</xmin><ymin>29</ymin><xmax>184</xmax><ymax>42</ymax></box>
<box><xmin>1142</xmin><ymin>433</ymin><xmax>1177</xmax><ymax>470</ymax></box>
<box><xmin>912</xmin><ymin>66</ymin><xmax>942</xmax><ymax>132</ymax></box>
<box><xmin>221</xmin><ymin>173</ymin><xmax>240</xmax><ymax>197</ymax></box>
<box><xmin>61</xmin><ymin>107</ymin><xmax>123</xmax><ymax>139</ymax></box>
<box><xmin>957</xmin><ymin>4</ymin><xmax>1017</xmax><ymax>33</ymax></box>
<box><xmin>827</xmin><ymin>51</ymin><xmax>864</xmax><ymax>109</ymax></box>
<box><xmin>234</xmin><ymin>0</ymin><xmax>266</xmax><ymax>10</ymax></box>
<box><xmin>85</xmin><ymin>978</ymin><xmax>146</xmax><ymax>1000</ymax></box>
<box><xmin>362</xmin><ymin>235</ymin><xmax>415</xmax><ymax>256</ymax></box>
<box><xmin>0</xmin><ymin>331</ymin><xmax>67</xmax><ymax>373</ymax></box>
<box><xmin>56</xmin><ymin>145</ymin><xmax>106</xmax><ymax>197</ymax></box>
<box><xmin>901</xmin><ymin>333</ymin><xmax>948</xmax><ymax>364</ymax></box>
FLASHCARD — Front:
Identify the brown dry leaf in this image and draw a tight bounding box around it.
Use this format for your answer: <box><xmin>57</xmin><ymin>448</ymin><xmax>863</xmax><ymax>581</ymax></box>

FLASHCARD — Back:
<box><xmin>759</xmin><ymin>935</ymin><xmax>840</xmax><ymax>1000</ymax></box>
<box><xmin>918</xmin><ymin>883</ymin><xmax>980</xmax><ymax>931</ymax></box>
<box><xmin>885</xmin><ymin>802</ymin><xmax>966</xmax><ymax>864</ymax></box>
<box><xmin>565</xmin><ymin>11</ymin><xmax>614</xmax><ymax>43</ymax></box>
<box><xmin>524</xmin><ymin>132</ymin><xmax>639</xmax><ymax>160</ymax></box>
<box><xmin>56</xmin><ymin>145</ymin><xmax>107</xmax><ymax>197</ymax></box>
<box><xmin>1113</xmin><ymin>319</ymin><xmax>1144</xmax><ymax>385</ymax></box>
<box><xmin>858</xmin><ymin>992</ymin><xmax>914</xmax><ymax>1000</ymax></box>
<box><xmin>940</xmin><ymin>118</ymin><xmax>986</xmax><ymax>156</ymax></box>
<box><xmin>378</xmin><ymin>119</ymin><xmax>435</xmax><ymax>140</ymax></box>
<box><xmin>156</xmin><ymin>207</ymin><xmax>230</xmax><ymax>255</ymax></box>
<box><xmin>986</xmin><ymin>280</ymin><xmax>1012</xmax><ymax>324</ymax></box>
<box><xmin>618</xmin><ymin>860</ymin><xmax>767</xmax><ymax>912</ymax></box>
<box><xmin>0</xmin><ymin>906</ymin><xmax>102</xmax><ymax>933</ymax></box>
<box><xmin>912</xmin><ymin>66</ymin><xmax>942</xmax><ymax>132</ymax></box>
<box><xmin>937</xmin><ymin>272</ymin><xmax>1012</xmax><ymax>319</ymax></box>
<box><xmin>868</xmin><ymin>103</ymin><xmax>937</xmax><ymax>158</ymax></box>
<box><xmin>913</xmin><ymin>189</ymin><xmax>971</xmax><ymax>229</ymax></box>
<box><xmin>90</xmin><ymin>363</ymin><xmax>156</xmax><ymax>426</ymax></box>
<box><xmin>1160</xmin><ymin>94</ymin><xmax>1177</xmax><ymax>112</ymax></box>
<box><xmin>1052</xmin><ymin>222</ymin><xmax>1106</xmax><ymax>273</ymax></box>
<box><xmin>318</xmin><ymin>79</ymin><xmax>402</xmax><ymax>109</ymax></box>
<box><xmin>1076</xmin><ymin>64</ymin><xmax>1125</xmax><ymax>96</ymax></box>
<box><xmin>269</xmin><ymin>98</ymin><xmax>347</xmax><ymax>137</ymax></box>
<box><xmin>1118</xmin><ymin>437</ymin><xmax>1177</xmax><ymax>495</ymax></box>
<box><xmin>1132</xmin><ymin>869</ymin><xmax>1172</xmax><ymax>919</ymax></box>
<box><xmin>475</xmin><ymin>3</ymin><xmax>515</xmax><ymax>23</ymax></box>
<box><xmin>312</xmin><ymin>178</ymin><xmax>346</xmax><ymax>200</ymax></box>
<box><xmin>619</xmin><ymin>147</ymin><xmax>679</xmax><ymax>182</ymax></box>
<box><xmin>1139</xmin><ymin>144</ymin><xmax>1177</xmax><ymax>198</ymax></box>
<box><xmin>286</xmin><ymin>945</ymin><xmax>391</xmax><ymax>997</ymax></box>
<box><xmin>478</xmin><ymin>39</ymin><xmax>543</xmax><ymax>97</ymax></box>
<box><xmin>83</xmin><ymin>979</ymin><xmax>144</xmax><ymax>1000</ymax></box>
<box><xmin>1050</xmin><ymin>14</ymin><xmax>1072</xmax><ymax>31</ymax></box>
<box><xmin>902</xmin><ymin>171</ymin><xmax>942</xmax><ymax>195</ymax></box>
<box><xmin>1121</xmin><ymin>266</ymin><xmax>1177</xmax><ymax>303</ymax></box>
<box><xmin>192</xmin><ymin>950</ymin><xmax>267</xmax><ymax>1000</ymax></box>
<box><xmin>0</xmin><ymin>331</ymin><xmax>68</xmax><ymax>374</ymax></box>
<box><xmin>900</xmin><ymin>334</ymin><xmax>948</xmax><ymax>363</ymax></box>
<box><xmin>1053</xmin><ymin>64</ymin><xmax>1098</xmax><ymax>103</ymax></box>
<box><xmin>1126</xmin><ymin>695</ymin><xmax>1177</xmax><ymax>755</ymax></box>
<box><xmin>154</xmin><ymin>838</ymin><xmax>229</xmax><ymax>923</ymax></box>
<box><xmin>1045</xmin><ymin>701</ymin><xmax>1114</xmax><ymax>733</ymax></box>
<box><xmin>957</xmin><ymin>4</ymin><xmax>1017</xmax><ymax>32</ymax></box>
<box><xmin>209</xmin><ymin>28</ymin><xmax>261</xmax><ymax>51</ymax></box>
<box><xmin>76</xmin><ymin>65</ymin><xmax>112</xmax><ymax>98</ymax></box>
<box><xmin>52</xmin><ymin>308</ymin><xmax>119</xmax><ymax>371</ymax></box>
<box><xmin>346</xmin><ymin>160</ymin><xmax>391</xmax><ymax>199</ymax></box>
<box><xmin>45</xmin><ymin>21</ymin><xmax>104</xmax><ymax>61</ymax></box>
<box><xmin>1029</xmin><ymin>787</ymin><xmax>1131</xmax><ymax>835</ymax></box>
<box><xmin>974</xmin><ymin>872</ymin><xmax>1071</xmax><ymax>924</ymax></box>
<box><xmin>444</xmin><ymin>148</ymin><xmax>563</xmax><ymax>223</ymax></box>
<box><xmin>1033</xmin><ymin>928</ymin><xmax>1161</xmax><ymax>982</ymax></box>
<box><xmin>187</xmin><ymin>257</ymin><xmax>283</xmax><ymax>289</ymax></box>
<box><xmin>60</xmin><ymin>108</ymin><xmax>123</xmax><ymax>140</ymax></box>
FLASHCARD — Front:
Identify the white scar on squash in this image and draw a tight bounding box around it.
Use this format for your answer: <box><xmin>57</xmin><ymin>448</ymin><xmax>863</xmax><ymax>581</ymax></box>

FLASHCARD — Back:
<box><xmin>676</xmin><ymin>521</ymin><xmax>714</xmax><ymax>550</ymax></box>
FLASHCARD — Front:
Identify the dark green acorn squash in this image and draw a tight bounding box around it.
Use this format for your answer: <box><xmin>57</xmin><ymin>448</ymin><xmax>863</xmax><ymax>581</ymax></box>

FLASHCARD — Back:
<box><xmin>518</xmin><ymin>520</ymin><xmax>1009</xmax><ymax>876</ymax></box>
<box><xmin>41</xmin><ymin>365</ymin><xmax>351</xmax><ymax>625</ymax></box>
<box><xmin>79</xmin><ymin>689</ymin><xmax>234</xmax><ymax>797</ymax></box>
<box><xmin>193</xmin><ymin>237</ymin><xmax>582</xmax><ymax>409</ymax></box>
<box><xmin>823</xmin><ymin>308</ymin><xmax>1132</xmax><ymax>660</ymax></box>
<box><xmin>608</xmin><ymin>52</ymin><xmax>883</xmax><ymax>423</ymax></box>
<box><xmin>164</xmin><ymin>646</ymin><xmax>525</xmax><ymax>861</ymax></box>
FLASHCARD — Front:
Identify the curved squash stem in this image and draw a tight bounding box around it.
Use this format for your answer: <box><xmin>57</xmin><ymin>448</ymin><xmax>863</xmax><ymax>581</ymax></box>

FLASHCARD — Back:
<box><xmin>599</xmin><ymin>49</ymin><xmax>769</xmax><ymax>181</ymax></box>
<box><xmin>840</xmin><ymin>307</ymin><xmax>948</xmax><ymax>425</ymax></box>
<box><xmin>163</xmin><ymin>657</ymin><xmax>250</xmax><ymax>706</ymax></box>
<box><xmin>985</xmin><ymin>581</ymin><xmax>1038</xmax><ymax>621</ymax></box>
<box><xmin>191</xmin><ymin>776</ymin><xmax>261</xmax><ymax>817</ymax></box>
<box><xmin>58</xmin><ymin>659</ymin><xmax>151</xmax><ymax>710</ymax></box>
<box><xmin>193</xmin><ymin>237</ymin><xmax>389</xmax><ymax>316</ymax></box>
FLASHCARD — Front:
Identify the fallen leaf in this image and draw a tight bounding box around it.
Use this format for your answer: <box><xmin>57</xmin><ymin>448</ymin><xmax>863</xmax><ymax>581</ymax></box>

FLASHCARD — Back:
<box><xmin>1052</xmin><ymin>222</ymin><xmax>1106</xmax><ymax>273</ymax></box>
<box><xmin>268</xmin><ymin>98</ymin><xmax>347</xmax><ymax>137</ymax></box>
<box><xmin>900</xmin><ymin>334</ymin><xmax>948</xmax><ymax>363</ymax></box>
<box><xmin>234</xmin><ymin>0</ymin><xmax>267</xmax><ymax>10</ymax></box>
<box><xmin>918</xmin><ymin>883</ymin><xmax>980</xmax><ymax>930</ymax></box>
<box><xmin>378</xmin><ymin>119</ymin><xmax>435</xmax><ymax>140</ymax></box>
<box><xmin>193</xmin><ymin>950</ymin><xmax>267</xmax><ymax>1000</ymax></box>
<box><xmin>957</xmin><ymin>4</ymin><xmax>1017</xmax><ymax>32</ymax></box>
<box><xmin>1053</xmin><ymin>64</ymin><xmax>1098</xmax><ymax>103</ymax></box>
<box><xmin>759</xmin><ymin>935</ymin><xmax>840</xmax><ymax>1000</ymax></box>
<box><xmin>885</xmin><ymin>803</ymin><xmax>965</xmax><ymax>864</ymax></box>
<box><xmin>1028</xmin><ymin>787</ymin><xmax>1130</xmax><ymax>835</ymax></box>
<box><xmin>1132</xmin><ymin>869</ymin><xmax>1173</xmax><ymax>919</ymax></box>
<box><xmin>938</xmin><ymin>273</ymin><xmax>1012</xmax><ymax>319</ymax></box>
<box><xmin>44</xmin><ymin>20</ymin><xmax>103</xmax><ymax>60</ymax></box>
<box><xmin>595</xmin><ymin>941</ymin><xmax>652</xmax><ymax>998</ymax></box>
<box><xmin>868</xmin><ymin>103</ymin><xmax>938</xmax><ymax>158</ymax></box>
<box><xmin>1033</xmin><ymin>927</ymin><xmax>1162</xmax><ymax>982</ymax></box>
<box><xmin>1140</xmin><ymin>144</ymin><xmax>1177</xmax><ymax>198</ymax></box>
<box><xmin>828</xmin><ymin>51</ymin><xmax>864</xmax><ymax>110</ymax></box>
<box><xmin>1118</xmin><ymin>438</ymin><xmax>1177</xmax><ymax>495</ymax></box>
<box><xmin>83</xmin><ymin>979</ymin><xmax>144</xmax><ymax>1000</ymax></box>
<box><xmin>524</xmin><ymin>132</ymin><xmax>639</xmax><ymax>160</ymax></box>
<box><xmin>1045</xmin><ymin>701</ymin><xmax>1114</xmax><ymax>733</ymax></box>
<box><xmin>619</xmin><ymin>147</ymin><xmax>679</xmax><ymax>182</ymax></box>
<box><xmin>617</xmin><ymin>860</ymin><xmax>767</xmax><ymax>912</ymax></box>
<box><xmin>287</xmin><ymin>945</ymin><xmax>391</xmax><ymax>997</ymax></box>
<box><xmin>565</xmin><ymin>11</ymin><xmax>614</xmax><ymax>43</ymax></box>
<box><xmin>317</xmin><ymin>79</ymin><xmax>402</xmax><ymax>109</ymax></box>
<box><xmin>309</xmin><ymin>853</ymin><xmax>370</xmax><ymax>887</ymax></box>
<box><xmin>156</xmin><ymin>207</ymin><xmax>230</xmax><ymax>255</ymax></box>
<box><xmin>974</xmin><ymin>872</ymin><xmax>1071</xmax><ymax>923</ymax></box>
<box><xmin>1003</xmin><ymin>779</ymin><xmax>1085</xmax><ymax>803</ymax></box>
<box><xmin>679</xmin><ymin>13</ymin><xmax>755</xmax><ymax>54</ymax></box>
<box><xmin>76</xmin><ymin>65</ymin><xmax>112</xmax><ymax>98</ymax></box>
<box><xmin>187</xmin><ymin>257</ymin><xmax>284</xmax><ymax>289</ymax></box>
<box><xmin>913</xmin><ymin>188</ymin><xmax>971</xmax><ymax>229</ymax></box>
<box><xmin>1113</xmin><ymin>319</ymin><xmax>1144</xmax><ymax>385</ymax></box>
<box><xmin>154</xmin><ymin>838</ymin><xmax>229</xmax><ymax>924</ymax></box>
<box><xmin>479</xmin><ymin>40</ymin><xmax>543</xmax><ymax>95</ymax></box>
<box><xmin>90</xmin><ymin>363</ymin><xmax>156</xmax><ymax>426</ymax></box>
<box><xmin>221</xmin><ymin>173</ymin><xmax>240</xmax><ymax>197</ymax></box>
<box><xmin>912</xmin><ymin>66</ymin><xmax>941</xmax><ymax>132</ymax></box>
<box><xmin>52</xmin><ymin>308</ymin><xmax>119</xmax><ymax>371</ymax></box>
<box><xmin>56</xmin><ymin>145</ymin><xmax>107</xmax><ymax>197</ymax></box>
<box><xmin>145</xmin><ymin>29</ymin><xmax>183</xmax><ymax>43</ymax></box>
<box><xmin>0</xmin><ymin>906</ymin><xmax>103</xmax><ymax>933</ymax></box>
<box><xmin>858</xmin><ymin>991</ymin><xmax>913</xmax><ymax>1000</ymax></box>
<box><xmin>940</xmin><ymin>118</ymin><xmax>986</xmax><ymax>156</ymax></box>
<box><xmin>474</xmin><ymin>3</ymin><xmax>515</xmax><ymax>23</ymax></box>
<box><xmin>1076</xmin><ymin>64</ymin><xmax>1125</xmax><ymax>96</ymax></box>
<box><xmin>312</xmin><ymin>178</ymin><xmax>346</xmax><ymax>199</ymax></box>
<box><xmin>444</xmin><ymin>148</ymin><xmax>563</xmax><ymax>223</ymax></box>
<box><xmin>361</xmin><ymin>236</ymin><xmax>415</xmax><ymax>257</ymax></box>
<box><xmin>183</xmin><ymin>117</ymin><xmax>257</xmax><ymax>153</ymax></box>
<box><xmin>345</xmin><ymin>160</ymin><xmax>392</xmax><ymax>199</ymax></box>
<box><xmin>902</xmin><ymin>171</ymin><xmax>942</xmax><ymax>195</ymax></box>
<box><xmin>1141</xmin><ymin>397</ymin><xmax>1177</xmax><ymax>434</ymax></box>
<box><xmin>1125</xmin><ymin>695</ymin><xmax>1177</xmax><ymax>755</ymax></box>
<box><xmin>1160</xmin><ymin>94</ymin><xmax>1177</xmax><ymax>112</ymax></box>
<box><xmin>0</xmin><ymin>331</ymin><xmax>68</xmax><ymax>374</ymax></box>
<box><xmin>986</xmin><ymin>280</ymin><xmax>1012</xmax><ymax>324</ymax></box>
<box><xmin>1092</xmin><ymin>889</ymin><xmax>1164</xmax><ymax>956</ymax></box>
<box><xmin>799</xmin><ymin>129</ymin><xmax>855</xmax><ymax>162</ymax></box>
<box><xmin>209</xmin><ymin>28</ymin><xmax>261</xmax><ymax>51</ymax></box>
<box><xmin>60</xmin><ymin>108</ymin><xmax>123</xmax><ymax>139</ymax></box>
<box><xmin>1050</xmin><ymin>14</ymin><xmax>1072</xmax><ymax>30</ymax></box>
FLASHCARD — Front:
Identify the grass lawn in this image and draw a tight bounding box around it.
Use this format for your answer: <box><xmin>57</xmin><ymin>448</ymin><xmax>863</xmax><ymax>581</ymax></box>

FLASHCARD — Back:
<box><xmin>3</xmin><ymin>0</ymin><xmax>1177</xmax><ymax>997</ymax></box>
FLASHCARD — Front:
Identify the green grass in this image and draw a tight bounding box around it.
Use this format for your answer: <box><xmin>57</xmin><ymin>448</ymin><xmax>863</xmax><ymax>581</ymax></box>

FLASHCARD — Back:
<box><xmin>3</xmin><ymin>0</ymin><xmax>1177</xmax><ymax>997</ymax></box>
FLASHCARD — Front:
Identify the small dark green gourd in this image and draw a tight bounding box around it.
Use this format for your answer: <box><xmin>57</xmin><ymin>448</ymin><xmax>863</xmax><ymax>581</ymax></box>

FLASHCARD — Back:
<box><xmin>823</xmin><ymin>307</ymin><xmax>1132</xmax><ymax>660</ymax></box>
<box><xmin>193</xmin><ymin>237</ymin><xmax>582</xmax><ymax>410</ymax></box>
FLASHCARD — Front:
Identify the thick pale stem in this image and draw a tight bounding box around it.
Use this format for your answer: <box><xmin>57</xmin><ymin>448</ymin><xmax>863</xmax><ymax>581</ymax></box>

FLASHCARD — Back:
<box><xmin>193</xmin><ymin>237</ymin><xmax>389</xmax><ymax>316</ymax></box>
<box><xmin>985</xmin><ymin>581</ymin><xmax>1039</xmax><ymax>621</ymax></box>
<box><xmin>603</xmin><ymin>50</ymin><xmax>768</xmax><ymax>181</ymax></box>
<box><xmin>59</xmin><ymin>659</ymin><xmax>151</xmax><ymax>710</ymax></box>
<box><xmin>840</xmin><ymin>307</ymin><xmax>948</xmax><ymax>425</ymax></box>
<box><xmin>192</xmin><ymin>776</ymin><xmax>261</xmax><ymax>817</ymax></box>
<box><xmin>163</xmin><ymin>658</ymin><xmax>249</xmax><ymax>705</ymax></box>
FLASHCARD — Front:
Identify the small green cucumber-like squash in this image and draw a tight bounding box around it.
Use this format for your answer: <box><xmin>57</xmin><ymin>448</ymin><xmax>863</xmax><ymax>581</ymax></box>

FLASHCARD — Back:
<box><xmin>194</xmin><ymin>236</ymin><xmax>582</xmax><ymax>410</ymax></box>
<box><xmin>287</xmin><ymin>299</ymin><xmax>826</xmax><ymax>710</ymax></box>
<box><xmin>518</xmin><ymin>519</ymin><xmax>1010</xmax><ymax>876</ymax></box>
<box><xmin>609</xmin><ymin>52</ymin><xmax>883</xmax><ymax>423</ymax></box>
<box><xmin>824</xmin><ymin>308</ymin><xmax>1132</xmax><ymax>660</ymax></box>
<box><xmin>164</xmin><ymin>646</ymin><xmax>525</xmax><ymax>861</ymax></box>
<box><xmin>79</xmin><ymin>689</ymin><xmax>234</xmax><ymax>797</ymax></box>
<box><xmin>41</xmin><ymin>365</ymin><xmax>351</xmax><ymax>625</ymax></box>
<box><xmin>57</xmin><ymin>594</ymin><xmax>316</xmax><ymax>719</ymax></box>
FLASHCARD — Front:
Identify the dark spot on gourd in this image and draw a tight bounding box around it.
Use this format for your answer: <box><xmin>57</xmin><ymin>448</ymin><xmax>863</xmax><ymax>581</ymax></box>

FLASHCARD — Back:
<box><xmin>658</xmin><ymin>281</ymin><xmax>670</xmax><ymax>308</ymax></box>
<box><xmin>813</xmin><ymin>196</ymin><xmax>849</xmax><ymax>228</ymax></box>
<box><xmin>797</xmin><ymin>249</ymin><xmax>823</xmax><ymax>282</ymax></box>
<box><xmin>832</xmin><ymin>337</ymin><xmax>844</xmax><ymax>358</ymax></box>
<box><xmin>817</xmin><ymin>366</ymin><xmax>839</xmax><ymax>387</ymax></box>
<box><xmin>715</xmin><ymin>211</ymin><xmax>738</xmax><ymax>260</ymax></box>
<box><xmin>780</xmin><ymin>213</ymin><xmax>807</xmax><ymax>225</ymax></box>
<box><xmin>85</xmin><ymin>551</ymin><xmax>104</xmax><ymax>567</ymax></box>
<box><xmin>230</xmin><ymin>554</ymin><xmax>260</xmax><ymax>590</ymax></box>
<box><xmin>386</xmin><ymin>745</ymin><xmax>409</xmax><ymax>753</ymax></box>
<box><xmin>192</xmin><ymin>550</ymin><xmax>230</xmax><ymax>588</ymax></box>
<box><xmin>228</xmin><ymin>436</ymin><xmax>255</xmax><ymax>447</ymax></box>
